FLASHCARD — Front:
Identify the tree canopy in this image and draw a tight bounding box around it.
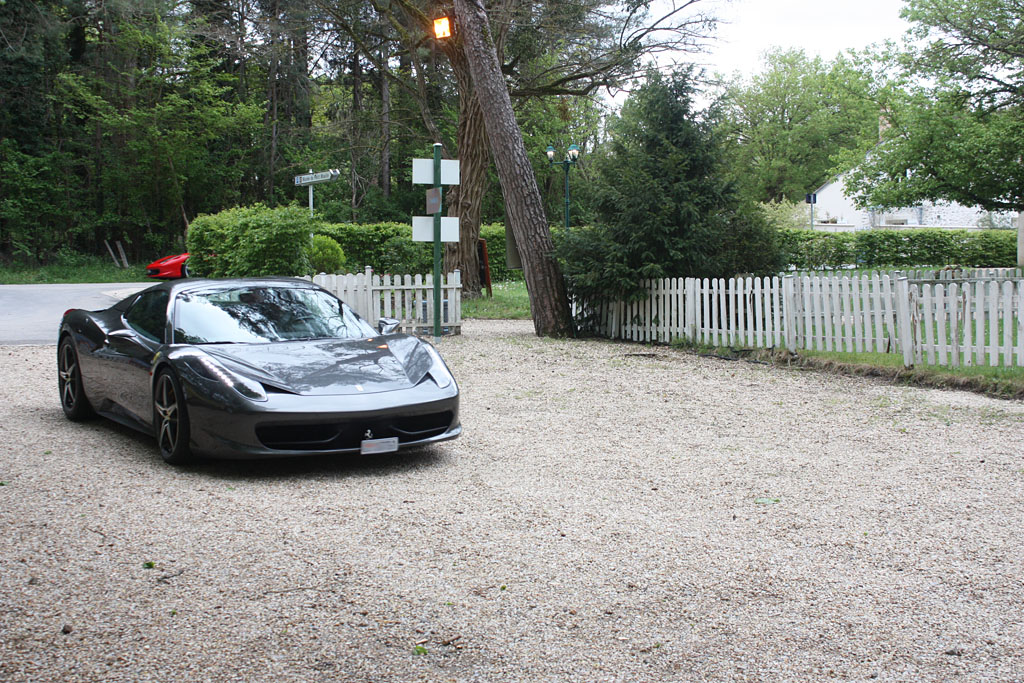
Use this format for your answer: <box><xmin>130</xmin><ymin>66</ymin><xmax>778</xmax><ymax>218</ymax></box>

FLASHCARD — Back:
<box><xmin>839</xmin><ymin>0</ymin><xmax>1024</xmax><ymax>212</ymax></box>
<box><xmin>716</xmin><ymin>49</ymin><xmax>879</xmax><ymax>205</ymax></box>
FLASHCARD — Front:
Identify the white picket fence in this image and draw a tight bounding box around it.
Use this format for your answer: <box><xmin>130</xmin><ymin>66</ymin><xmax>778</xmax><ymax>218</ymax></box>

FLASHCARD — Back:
<box><xmin>582</xmin><ymin>269</ymin><xmax>1024</xmax><ymax>368</ymax></box>
<box><xmin>306</xmin><ymin>266</ymin><xmax>462</xmax><ymax>335</ymax></box>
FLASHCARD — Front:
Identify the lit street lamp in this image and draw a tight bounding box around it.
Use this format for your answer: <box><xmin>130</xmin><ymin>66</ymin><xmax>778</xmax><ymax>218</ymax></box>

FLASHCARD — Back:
<box><xmin>546</xmin><ymin>144</ymin><xmax>581</xmax><ymax>229</ymax></box>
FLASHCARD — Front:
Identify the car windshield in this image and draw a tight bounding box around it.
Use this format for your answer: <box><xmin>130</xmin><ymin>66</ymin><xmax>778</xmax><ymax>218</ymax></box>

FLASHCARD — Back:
<box><xmin>172</xmin><ymin>285</ymin><xmax>377</xmax><ymax>344</ymax></box>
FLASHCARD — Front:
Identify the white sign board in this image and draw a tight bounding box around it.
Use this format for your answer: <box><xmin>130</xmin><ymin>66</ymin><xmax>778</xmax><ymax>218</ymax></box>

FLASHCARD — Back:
<box><xmin>412</xmin><ymin>159</ymin><xmax>460</xmax><ymax>186</ymax></box>
<box><xmin>294</xmin><ymin>169</ymin><xmax>340</xmax><ymax>186</ymax></box>
<box><xmin>413</xmin><ymin>216</ymin><xmax>459</xmax><ymax>242</ymax></box>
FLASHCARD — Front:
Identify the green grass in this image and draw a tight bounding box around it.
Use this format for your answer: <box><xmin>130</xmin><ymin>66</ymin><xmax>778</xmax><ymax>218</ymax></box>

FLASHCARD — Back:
<box><xmin>0</xmin><ymin>256</ymin><xmax>149</xmax><ymax>284</ymax></box>
<box><xmin>788</xmin><ymin>347</ymin><xmax>1024</xmax><ymax>398</ymax></box>
<box><xmin>463</xmin><ymin>280</ymin><xmax>531</xmax><ymax>319</ymax></box>
<box><xmin>673</xmin><ymin>337</ymin><xmax>1024</xmax><ymax>398</ymax></box>
<box><xmin>799</xmin><ymin>347</ymin><xmax>1024</xmax><ymax>381</ymax></box>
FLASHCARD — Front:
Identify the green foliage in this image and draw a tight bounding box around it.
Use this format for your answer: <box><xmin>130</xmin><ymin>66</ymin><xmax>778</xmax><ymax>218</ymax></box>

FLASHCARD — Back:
<box><xmin>840</xmin><ymin>0</ymin><xmax>1024</xmax><ymax>212</ymax></box>
<box><xmin>717</xmin><ymin>49</ymin><xmax>879</xmax><ymax>204</ymax></box>
<box><xmin>0</xmin><ymin>254</ymin><xmax>148</xmax><ymax>285</ymax></box>
<box><xmin>186</xmin><ymin>205</ymin><xmax>315</xmax><ymax>277</ymax></box>
<box><xmin>310</xmin><ymin>221</ymin><xmax>523</xmax><ymax>280</ymax></box>
<box><xmin>308</xmin><ymin>234</ymin><xmax>346</xmax><ymax>274</ymax></box>
<box><xmin>479</xmin><ymin>223</ymin><xmax>523</xmax><ymax>282</ymax></box>
<box><xmin>779</xmin><ymin>230</ymin><xmax>856</xmax><ymax>270</ymax></box>
<box><xmin>556</xmin><ymin>69</ymin><xmax>785</xmax><ymax>308</ymax></box>
<box><xmin>315</xmin><ymin>222</ymin><xmax>432</xmax><ymax>274</ymax></box>
<box><xmin>760</xmin><ymin>199</ymin><xmax>812</xmax><ymax>232</ymax></box>
<box><xmin>780</xmin><ymin>228</ymin><xmax>1019</xmax><ymax>269</ymax></box>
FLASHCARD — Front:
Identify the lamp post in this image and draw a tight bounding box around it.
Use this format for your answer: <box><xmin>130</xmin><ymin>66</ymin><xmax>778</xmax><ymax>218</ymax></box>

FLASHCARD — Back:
<box><xmin>546</xmin><ymin>144</ymin><xmax>581</xmax><ymax>229</ymax></box>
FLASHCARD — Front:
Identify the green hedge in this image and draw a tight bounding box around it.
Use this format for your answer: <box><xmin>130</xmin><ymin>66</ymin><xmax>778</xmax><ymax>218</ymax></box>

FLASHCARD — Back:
<box><xmin>780</xmin><ymin>228</ymin><xmax>1018</xmax><ymax>270</ymax></box>
<box><xmin>187</xmin><ymin>205</ymin><xmax>316</xmax><ymax>277</ymax></box>
<box><xmin>480</xmin><ymin>223</ymin><xmax>523</xmax><ymax>282</ymax></box>
<box><xmin>188</xmin><ymin>208</ymin><xmax>1016</xmax><ymax>280</ymax></box>
<box><xmin>315</xmin><ymin>222</ymin><xmax>432</xmax><ymax>274</ymax></box>
<box><xmin>314</xmin><ymin>221</ymin><xmax>524</xmax><ymax>281</ymax></box>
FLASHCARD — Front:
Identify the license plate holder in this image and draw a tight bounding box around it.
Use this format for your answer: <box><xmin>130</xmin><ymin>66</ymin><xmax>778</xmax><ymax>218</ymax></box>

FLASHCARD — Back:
<box><xmin>360</xmin><ymin>437</ymin><xmax>399</xmax><ymax>455</ymax></box>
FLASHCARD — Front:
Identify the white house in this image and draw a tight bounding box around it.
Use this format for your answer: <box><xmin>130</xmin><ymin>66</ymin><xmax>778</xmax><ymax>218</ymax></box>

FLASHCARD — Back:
<box><xmin>810</xmin><ymin>171</ymin><xmax>1017</xmax><ymax>233</ymax></box>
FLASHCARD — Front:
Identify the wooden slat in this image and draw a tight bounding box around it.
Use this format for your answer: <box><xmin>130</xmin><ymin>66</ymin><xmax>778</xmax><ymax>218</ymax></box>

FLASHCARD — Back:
<box><xmin>922</xmin><ymin>284</ymin><xmax>936</xmax><ymax>365</ymax></box>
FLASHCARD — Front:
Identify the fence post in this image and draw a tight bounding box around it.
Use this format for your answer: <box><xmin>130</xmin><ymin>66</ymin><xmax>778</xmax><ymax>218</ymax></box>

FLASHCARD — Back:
<box><xmin>894</xmin><ymin>277</ymin><xmax>915</xmax><ymax>367</ymax></box>
<box><xmin>451</xmin><ymin>269</ymin><xmax>462</xmax><ymax>331</ymax></box>
<box><xmin>363</xmin><ymin>265</ymin><xmax>375</xmax><ymax>321</ymax></box>
<box><xmin>684</xmin><ymin>278</ymin><xmax>695</xmax><ymax>342</ymax></box>
<box><xmin>782</xmin><ymin>275</ymin><xmax>795</xmax><ymax>351</ymax></box>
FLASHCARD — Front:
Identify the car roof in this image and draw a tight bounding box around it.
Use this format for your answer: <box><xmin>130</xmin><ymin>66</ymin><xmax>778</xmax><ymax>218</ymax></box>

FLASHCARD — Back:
<box><xmin>169</xmin><ymin>277</ymin><xmax>317</xmax><ymax>296</ymax></box>
<box><xmin>114</xmin><ymin>277</ymin><xmax>321</xmax><ymax>310</ymax></box>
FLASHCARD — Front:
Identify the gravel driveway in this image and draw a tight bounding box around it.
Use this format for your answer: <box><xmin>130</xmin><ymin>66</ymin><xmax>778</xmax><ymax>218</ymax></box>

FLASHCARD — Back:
<box><xmin>2</xmin><ymin>319</ymin><xmax>1023</xmax><ymax>682</ymax></box>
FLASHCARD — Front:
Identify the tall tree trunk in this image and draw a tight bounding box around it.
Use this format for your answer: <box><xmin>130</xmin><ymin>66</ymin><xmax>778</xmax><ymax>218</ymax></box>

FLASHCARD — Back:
<box><xmin>350</xmin><ymin>55</ymin><xmax>362</xmax><ymax>221</ymax></box>
<box><xmin>453</xmin><ymin>0</ymin><xmax>573</xmax><ymax>337</ymax></box>
<box><xmin>380</xmin><ymin>64</ymin><xmax>391</xmax><ymax>199</ymax></box>
<box><xmin>265</xmin><ymin>1</ymin><xmax>280</xmax><ymax>202</ymax></box>
<box><xmin>443</xmin><ymin>49</ymin><xmax>487</xmax><ymax>297</ymax></box>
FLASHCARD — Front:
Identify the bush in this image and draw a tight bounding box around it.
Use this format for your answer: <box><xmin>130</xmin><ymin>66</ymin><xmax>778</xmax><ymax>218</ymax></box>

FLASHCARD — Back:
<box><xmin>308</xmin><ymin>234</ymin><xmax>346</xmax><ymax>274</ymax></box>
<box><xmin>315</xmin><ymin>222</ymin><xmax>429</xmax><ymax>274</ymax></box>
<box><xmin>187</xmin><ymin>205</ymin><xmax>316</xmax><ymax>277</ymax></box>
<box><xmin>556</xmin><ymin>69</ymin><xmax>785</xmax><ymax>306</ymax></box>
<box><xmin>779</xmin><ymin>229</ymin><xmax>856</xmax><ymax>270</ymax></box>
<box><xmin>313</xmin><ymin>221</ymin><xmax>523</xmax><ymax>280</ymax></box>
<box><xmin>779</xmin><ymin>227</ymin><xmax>1018</xmax><ymax>270</ymax></box>
<box><xmin>480</xmin><ymin>223</ymin><xmax>524</xmax><ymax>282</ymax></box>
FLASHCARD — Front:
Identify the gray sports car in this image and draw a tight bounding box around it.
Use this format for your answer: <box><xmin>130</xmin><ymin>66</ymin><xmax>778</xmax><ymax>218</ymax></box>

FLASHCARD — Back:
<box><xmin>57</xmin><ymin>278</ymin><xmax>460</xmax><ymax>464</ymax></box>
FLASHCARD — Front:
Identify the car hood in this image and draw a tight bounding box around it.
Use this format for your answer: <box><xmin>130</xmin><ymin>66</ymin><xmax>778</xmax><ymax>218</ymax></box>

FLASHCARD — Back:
<box><xmin>199</xmin><ymin>335</ymin><xmax>434</xmax><ymax>396</ymax></box>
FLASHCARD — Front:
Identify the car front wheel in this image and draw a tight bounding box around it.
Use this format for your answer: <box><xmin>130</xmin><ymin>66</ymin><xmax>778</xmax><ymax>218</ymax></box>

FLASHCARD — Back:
<box><xmin>154</xmin><ymin>370</ymin><xmax>193</xmax><ymax>465</ymax></box>
<box><xmin>58</xmin><ymin>337</ymin><xmax>95</xmax><ymax>420</ymax></box>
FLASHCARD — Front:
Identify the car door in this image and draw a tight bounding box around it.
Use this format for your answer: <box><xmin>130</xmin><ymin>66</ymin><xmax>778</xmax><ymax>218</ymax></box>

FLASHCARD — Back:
<box><xmin>100</xmin><ymin>289</ymin><xmax>169</xmax><ymax>427</ymax></box>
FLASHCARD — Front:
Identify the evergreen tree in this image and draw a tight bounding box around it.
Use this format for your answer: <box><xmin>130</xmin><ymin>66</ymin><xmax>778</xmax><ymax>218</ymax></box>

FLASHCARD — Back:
<box><xmin>557</xmin><ymin>69</ymin><xmax>782</xmax><ymax>308</ymax></box>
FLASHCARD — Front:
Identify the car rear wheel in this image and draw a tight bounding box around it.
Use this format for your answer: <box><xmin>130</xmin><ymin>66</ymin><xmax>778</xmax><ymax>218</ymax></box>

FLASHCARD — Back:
<box><xmin>58</xmin><ymin>337</ymin><xmax>95</xmax><ymax>420</ymax></box>
<box><xmin>154</xmin><ymin>370</ymin><xmax>193</xmax><ymax>465</ymax></box>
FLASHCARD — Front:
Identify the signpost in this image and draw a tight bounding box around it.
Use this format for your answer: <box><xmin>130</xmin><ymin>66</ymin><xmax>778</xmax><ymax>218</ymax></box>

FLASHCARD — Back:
<box><xmin>294</xmin><ymin>168</ymin><xmax>340</xmax><ymax>215</ymax></box>
<box><xmin>412</xmin><ymin>144</ymin><xmax>460</xmax><ymax>338</ymax></box>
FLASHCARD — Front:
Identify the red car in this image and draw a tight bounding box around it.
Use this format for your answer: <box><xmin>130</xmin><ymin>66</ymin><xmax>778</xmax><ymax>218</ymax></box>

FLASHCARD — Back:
<box><xmin>146</xmin><ymin>253</ymin><xmax>190</xmax><ymax>279</ymax></box>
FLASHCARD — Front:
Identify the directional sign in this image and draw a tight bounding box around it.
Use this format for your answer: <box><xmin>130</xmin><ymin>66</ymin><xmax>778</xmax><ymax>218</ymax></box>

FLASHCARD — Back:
<box><xmin>413</xmin><ymin>216</ymin><xmax>459</xmax><ymax>242</ymax></box>
<box><xmin>294</xmin><ymin>169</ymin><xmax>340</xmax><ymax>186</ymax></box>
<box><xmin>413</xmin><ymin>159</ymin><xmax>459</xmax><ymax>185</ymax></box>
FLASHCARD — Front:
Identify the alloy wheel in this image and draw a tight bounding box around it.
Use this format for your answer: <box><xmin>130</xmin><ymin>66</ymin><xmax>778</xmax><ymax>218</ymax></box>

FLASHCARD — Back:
<box><xmin>155</xmin><ymin>373</ymin><xmax>179</xmax><ymax>455</ymax></box>
<box><xmin>58</xmin><ymin>342</ymin><xmax>80</xmax><ymax>411</ymax></box>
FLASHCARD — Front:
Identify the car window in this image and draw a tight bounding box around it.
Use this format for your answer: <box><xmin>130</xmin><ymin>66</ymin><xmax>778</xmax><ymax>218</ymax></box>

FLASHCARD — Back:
<box><xmin>172</xmin><ymin>286</ymin><xmax>377</xmax><ymax>344</ymax></box>
<box><xmin>125</xmin><ymin>290</ymin><xmax>169</xmax><ymax>342</ymax></box>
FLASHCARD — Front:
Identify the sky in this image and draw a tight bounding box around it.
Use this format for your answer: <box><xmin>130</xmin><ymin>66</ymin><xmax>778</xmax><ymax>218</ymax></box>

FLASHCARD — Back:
<box><xmin>694</xmin><ymin>0</ymin><xmax>912</xmax><ymax>78</ymax></box>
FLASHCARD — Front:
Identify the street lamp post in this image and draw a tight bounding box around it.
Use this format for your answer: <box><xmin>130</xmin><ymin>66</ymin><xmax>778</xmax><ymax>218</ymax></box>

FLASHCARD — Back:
<box><xmin>546</xmin><ymin>144</ymin><xmax>581</xmax><ymax>229</ymax></box>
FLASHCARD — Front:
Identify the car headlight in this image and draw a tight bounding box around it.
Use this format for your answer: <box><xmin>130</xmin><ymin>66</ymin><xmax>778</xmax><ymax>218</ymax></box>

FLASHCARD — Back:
<box><xmin>184</xmin><ymin>353</ymin><xmax>268</xmax><ymax>402</ymax></box>
<box><xmin>424</xmin><ymin>345</ymin><xmax>454</xmax><ymax>389</ymax></box>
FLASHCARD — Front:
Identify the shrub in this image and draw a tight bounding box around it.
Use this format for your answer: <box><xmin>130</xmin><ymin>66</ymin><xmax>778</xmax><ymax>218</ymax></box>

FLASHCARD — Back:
<box><xmin>779</xmin><ymin>229</ymin><xmax>855</xmax><ymax>270</ymax></box>
<box><xmin>480</xmin><ymin>223</ymin><xmax>524</xmax><ymax>282</ymax></box>
<box><xmin>779</xmin><ymin>227</ymin><xmax>1018</xmax><ymax>270</ymax></box>
<box><xmin>187</xmin><ymin>205</ymin><xmax>316</xmax><ymax>277</ymax></box>
<box><xmin>308</xmin><ymin>234</ymin><xmax>346</xmax><ymax>274</ymax></box>
<box><xmin>315</xmin><ymin>222</ymin><xmax>428</xmax><ymax>274</ymax></box>
<box><xmin>556</xmin><ymin>69</ymin><xmax>785</xmax><ymax>307</ymax></box>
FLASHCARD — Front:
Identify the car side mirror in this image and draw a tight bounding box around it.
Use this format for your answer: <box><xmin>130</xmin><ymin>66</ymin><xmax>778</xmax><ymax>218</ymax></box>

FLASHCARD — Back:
<box><xmin>377</xmin><ymin>317</ymin><xmax>400</xmax><ymax>335</ymax></box>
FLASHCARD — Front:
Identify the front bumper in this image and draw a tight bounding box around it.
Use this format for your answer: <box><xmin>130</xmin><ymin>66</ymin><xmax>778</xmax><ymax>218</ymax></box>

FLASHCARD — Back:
<box><xmin>182</xmin><ymin>380</ymin><xmax>460</xmax><ymax>459</ymax></box>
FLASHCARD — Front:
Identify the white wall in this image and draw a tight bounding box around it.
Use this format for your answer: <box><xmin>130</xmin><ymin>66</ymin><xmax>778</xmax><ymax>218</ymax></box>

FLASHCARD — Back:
<box><xmin>813</xmin><ymin>173</ymin><xmax>1016</xmax><ymax>231</ymax></box>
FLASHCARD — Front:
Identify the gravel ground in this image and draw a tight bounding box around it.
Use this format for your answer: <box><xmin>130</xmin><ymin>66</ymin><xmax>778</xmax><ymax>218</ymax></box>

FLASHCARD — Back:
<box><xmin>1</xmin><ymin>319</ymin><xmax>1023</xmax><ymax>682</ymax></box>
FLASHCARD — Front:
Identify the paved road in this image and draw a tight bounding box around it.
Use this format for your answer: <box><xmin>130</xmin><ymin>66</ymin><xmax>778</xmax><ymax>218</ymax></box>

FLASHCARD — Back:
<box><xmin>0</xmin><ymin>282</ymin><xmax>148</xmax><ymax>345</ymax></box>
